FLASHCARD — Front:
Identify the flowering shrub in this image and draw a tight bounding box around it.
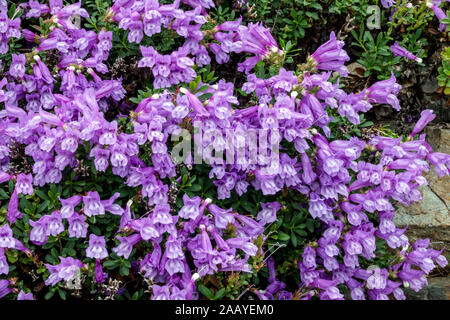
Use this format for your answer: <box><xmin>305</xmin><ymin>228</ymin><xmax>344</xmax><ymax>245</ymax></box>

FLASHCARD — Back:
<box><xmin>0</xmin><ymin>0</ymin><xmax>449</xmax><ymax>300</ymax></box>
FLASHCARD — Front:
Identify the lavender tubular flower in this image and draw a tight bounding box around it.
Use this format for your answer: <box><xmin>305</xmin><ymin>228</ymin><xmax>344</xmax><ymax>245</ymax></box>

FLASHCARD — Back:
<box><xmin>256</xmin><ymin>201</ymin><xmax>281</xmax><ymax>225</ymax></box>
<box><xmin>83</xmin><ymin>191</ymin><xmax>105</xmax><ymax>217</ymax></box>
<box><xmin>311</xmin><ymin>32</ymin><xmax>350</xmax><ymax>76</ymax></box>
<box><xmin>112</xmin><ymin>234</ymin><xmax>142</xmax><ymax>259</ymax></box>
<box><xmin>7</xmin><ymin>189</ymin><xmax>22</xmax><ymax>224</ymax></box>
<box><xmin>390</xmin><ymin>42</ymin><xmax>423</xmax><ymax>63</ymax></box>
<box><xmin>411</xmin><ymin>109</ymin><xmax>436</xmax><ymax>138</ymax></box>
<box><xmin>17</xmin><ymin>290</ymin><xmax>34</xmax><ymax>300</ymax></box>
<box><xmin>67</xmin><ymin>212</ymin><xmax>87</xmax><ymax>238</ymax></box>
<box><xmin>0</xmin><ymin>279</ymin><xmax>12</xmax><ymax>299</ymax></box>
<box><xmin>0</xmin><ymin>224</ymin><xmax>15</xmax><ymax>249</ymax></box>
<box><xmin>86</xmin><ymin>234</ymin><xmax>108</xmax><ymax>260</ymax></box>
<box><xmin>0</xmin><ymin>0</ymin><xmax>447</xmax><ymax>301</ymax></box>
<box><xmin>0</xmin><ymin>248</ymin><xmax>8</xmax><ymax>275</ymax></box>
<box><xmin>14</xmin><ymin>173</ymin><xmax>33</xmax><ymax>196</ymax></box>
<box><xmin>428</xmin><ymin>3</ymin><xmax>448</xmax><ymax>32</ymax></box>
<box><xmin>45</xmin><ymin>257</ymin><xmax>84</xmax><ymax>287</ymax></box>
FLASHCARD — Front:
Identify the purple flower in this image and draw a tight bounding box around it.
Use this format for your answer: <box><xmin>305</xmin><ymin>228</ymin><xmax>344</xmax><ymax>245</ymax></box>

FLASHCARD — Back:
<box><xmin>256</xmin><ymin>201</ymin><xmax>282</xmax><ymax>225</ymax></box>
<box><xmin>152</xmin><ymin>284</ymin><xmax>170</xmax><ymax>300</ymax></box>
<box><xmin>366</xmin><ymin>267</ymin><xmax>388</xmax><ymax>290</ymax></box>
<box><xmin>140</xmin><ymin>244</ymin><xmax>161</xmax><ymax>279</ymax></box>
<box><xmin>112</xmin><ymin>234</ymin><xmax>142</xmax><ymax>259</ymax></box>
<box><xmin>0</xmin><ymin>172</ymin><xmax>13</xmax><ymax>184</ymax></box>
<box><xmin>179</xmin><ymin>88</ymin><xmax>210</xmax><ymax>117</ymax></box>
<box><xmin>235</xmin><ymin>213</ymin><xmax>264</xmax><ymax>237</ymax></box>
<box><xmin>208</xmin><ymin>204</ymin><xmax>235</xmax><ymax>229</ymax></box>
<box><xmin>178</xmin><ymin>194</ymin><xmax>202</xmax><ymax>220</ymax></box>
<box><xmin>49</xmin><ymin>0</ymin><xmax>63</xmax><ymax>14</ymax></box>
<box><xmin>0</xmin><ymin>279</ymin><xmax>12</xmax><ymax>299</ymax></box>
<box><xmin>381</xmin><ymin>0</ymin><xmax>396</xmax><ymax>8</ymax></box>
<box><xmin>86</xmin><ymin>234</ymin><xmax>108</xmax><ymax>260</ymax></box>
<box><xmin>0</xmin><ymin>248</ymin><xmax>8</xmax><ymax>275</ymax></box>
<box><xmin>427</xmin><ymin>152</ymin><xmax>450</xmax><ymax>177</ymax></box>
<box><xmin>311</xmin><ymin>32</ymin><xmax>350</xmax><ymax>76</ymax></box>
<box><xmin>302</xmin><ymin>246</ymin><xmax>317</xmax><ymax>270</ymax></box>
<box><xmin>429</xmin><ymin>4</ymin><xmax>448</xmax><ymax>32</ymax></box>
<box><xmin>164</xmin><ymin>257</ymin><xmax>185</xmax><ymax>276</ymax></box>
<box><xmin>9</xmin><ymin>54</ymin><xmax>26</xmax><ymax>79</ymax></box>
<box><xmin>46</xmin><ymin>211</ymin><xmax>64</xmax><ymax>237</ymax></box>
<box><xmin>138</xmin><ymin>217</ymin><xmax>160</xmax><ymax>241</ymax></box>
<box><xmin>83</xmin><ymin>191</ymin><xmax>105</xmax><ymax>217</ymax></box>
<box><xmin>102</xmin><ymin>192</ymin><xmax>123</xmax><ymax>215</ymax></box>
<box><xmin>59</xmin><ymin>195</ymin><xmax>82</xmax><ymax>219</ymax></box>
<box><xmin>17</xmin><ymin>290</ymin><xmax>34</xmax><ymax>300</ymax></box>
<box><xmin>319</xmin><ymin>286</ymin><xmax>344</xmax><ymax>300</ymax></box>
<box><xmin>165</xmin><ymin>235</ymin><xmax>184</xmax><ymax>259</ymax></box>
<box><xmin>301</xmin><ymin>152</ymin><xmax>317</xmax><ymax>184</ymax></box>
<box><xmin>98</xmin><ymin>30</ymin><xmax>112</xmax><ymax>52</ymax></box>
<box><xmin>366</xmin><ymin>73</ymin><xmax>401</xmax><ymax>111</ymax></box>
<box><xmin>29</xmin><ymin>215</ymin><xmax>49</xmax><ymax>245</ymax></box>
<box><xmin>240</xmin><ymin>23</ymin><xmax>279</xmax><ymax>56</ymax></box>
<box><xmin>67</xmin><ymin>212</ymin><xmax>87</xmax><ymax>238</ymax></box>
<box><xmin>45</xmin><ymin>256</ymin><xmax>84</xmax><ymax>287</ymax></box>
<box><xmin>411</xmin><ymin>109</ymin><xmax>436</xmax><ymax>138</ymax></box>
<box><xmin>152</xmin><ymin>204</ymin><xmax>173</xmax><ymax>225</ymax></box>
<box><xmin>390</xmin><ymin>42</ymin><xmax>422</xmax><ymax>63</ymax></box>
<box><xmin>90</xmin><ymin>146</ymin><xmax>110</xmax><ymax>172</ymax></box>
<box><xmin>15</xmin><ymin>173</ymin><xmax>33</xmax><ymax>195</ymax></box>
<box><xmin>7</xmin><ymin>189</ymin><xmax>22</xmax><ymax>224</ymax></box>
<box><xmin>226</xmin><ymin>237</ymin><xmax>258</xmax><ymax>256</ymax></box>
<box><xmin>95</xmin><ymin>259</ymin><xmax>107</xmax><ymax>284</ymax></box>
<box><xmin>0</xmin><ymin>224</ymin><xmax>15</xmax><ymax>249</ymax></box>
<box><xmin>237</xmin><ymin>23</ymin><xmax>281</xmax><ymax>73</ymax></box>
<box><xmin>32</xmin><ymin>55</ymin><xmax>54</xmax><ymax>84</ymax></box>
<box><xmin>26</xmin><ymin>1</ymin><xmax>49</xmax><ymax>18</ymax></box>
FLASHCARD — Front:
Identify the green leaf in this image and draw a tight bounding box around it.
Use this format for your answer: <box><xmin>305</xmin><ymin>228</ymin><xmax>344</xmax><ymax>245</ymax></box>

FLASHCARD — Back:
<box><xmin>58</xmin><ymin>289</ymin><xmax>67</xmax><ymax>300</ymax></box>
<box><xmin>291</xmin><ymin>234</ymin><xmax>297</xmax><ymax>247</ymax></box>
<box><xmin>119</xmin><ymin>264</ymin><xmax>130</xmax><ymax>276</ymax></box>
<box><xmin>198</xmin><ymin>93</ymin><xmax>213</xmax><ymax>101</ymax></box>
<box><xmin>0</xmin><ymin>188</ymin><xmax>8</xmax><ymax>200</ymax></box>
<box><xmin>198</xmin><ymin>285</ymin><xmax>214</xmax><ymax>300</ymax></box>
<box><xmin>196</xmin><ymin>85</ymin><xmax>209</xmax><ymax>93</ymax></box>
<box><xmin>359</xmin><ymin>121</ymin><xmax>374</xmax><ymax>128</ymax></box>
<box><xmin>306</xmin><ymin>220</ymin><xmax>315</xmax><ymax>233</ymax></box>
<box><xmin>35</xmin><ymin>189</ymin><xmax>50</xmax><ymax>201</ymax></box>
<box><xmin>103</xmin><ymin>260</ymin><xmax>120</xmax><ymax>269</ymax></box>
<box><xmin>214</xmin><ymin>288</ymin><xmax>226</xmax><ymax>300</ymax></box>
<box><xmin>45</xmin><ymin>290</ymin><xmax>55</xmax><ymax>300</ymax></box>
<box><xmin>294</xmin><ymin>229</ymin><xmax>308</xmax><ymax>237</ymax></box>
<box><xmin>189</xmin><ymin>76</ymin><xmax>201</xmax><ymax>92</ymax></box>
<box><xmin>186</xmin><ymin>184</ymin><xmax>202</xmax><ymax>192</ymax></box>
<box><xmin>278</xmin><ymin>231</ymin><xmax>290</xmax><ymax>241</ymax></box>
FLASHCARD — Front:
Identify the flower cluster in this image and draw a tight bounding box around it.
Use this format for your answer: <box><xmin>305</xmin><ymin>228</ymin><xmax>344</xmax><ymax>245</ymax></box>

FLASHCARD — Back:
<box><xmin>0</xmin><ymin>0</ymin><xmax>448</xmax><ymax>301</ymax></box>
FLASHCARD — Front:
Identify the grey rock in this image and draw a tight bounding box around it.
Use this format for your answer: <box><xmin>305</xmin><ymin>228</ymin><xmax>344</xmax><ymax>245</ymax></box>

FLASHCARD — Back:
<box><xmin>421</xmin><ymin>79</ymin><xmax>439</xmax><ymax>94</ymax></box>
<box><xmin>405</xmin><ymin>277</ymin><xmax>450</xmax><ymax>300</ymax></box>
<box><xmin>394</xmin><ymin>127</ymin><xmax>450</xmax><ymax>257</ymax></box>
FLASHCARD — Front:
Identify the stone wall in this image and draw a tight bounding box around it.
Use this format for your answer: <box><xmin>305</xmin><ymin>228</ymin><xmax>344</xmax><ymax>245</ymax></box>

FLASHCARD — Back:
<box><xmin>392</xmin><ymin>127</ymin><xmax>449</xmax><ymax>300</ymax></box>
<box><xmin>393</xmin><ymin>127</ymin><xmax>450</xmax><ymax>258</ymax></box>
